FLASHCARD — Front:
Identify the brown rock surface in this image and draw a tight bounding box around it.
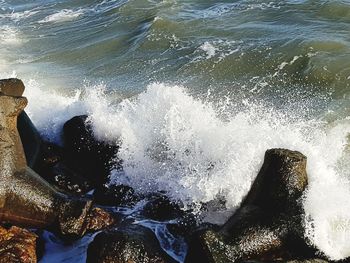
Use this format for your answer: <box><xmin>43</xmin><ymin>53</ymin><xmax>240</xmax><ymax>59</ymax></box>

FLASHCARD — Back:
<box><xmin>0</xmin><ymin>88</ymin><xmax>114</xmax><ymax>238</ymax></box>
<box><xmin>0</xmin><ymin>78</ymin><xmax>25</xmax><ymax>96</ymax></box>
<box><xmin>86</xmin><ymin>207</ymin><xmax>116</xmax><ymax>232</ymax></box>
<box><xmin>0</xmin><ymin>226</ymin><xmax>37</xmax><ymax>263</ymax></box>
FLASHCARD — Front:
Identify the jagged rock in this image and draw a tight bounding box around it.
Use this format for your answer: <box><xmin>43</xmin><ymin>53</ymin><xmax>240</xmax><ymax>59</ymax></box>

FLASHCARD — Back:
<box><xmin>0</xmin><ymin>78</ymin><xmax>25</xmax><ymax>96</ymax></box>
<box><xmin>0</xmin><ymin>226</ymin><xmax>37</xmax><ymax>263</ymax></box>
<box><xmin>185</xmin><ymin>149</ymin><xmax>315</xmax><ymax>263</ymax></box>
<box><xmin>93</xmin><ymin>184</ymin><xmax>138</xmax><ymax>206</ymax></box>
<box><xmin>86</xmin><ymin>224</ymin><xmax>177</xmax><ymax>263</ymax></box>
<box><xmin>0</xmin><ymin>93</ymin><xmax>114</xmax><ymax>238</ymax></box>
<box><xmin>85</xmin><ymin>207</ymin><xmax>117</xmax><ymax>232</ymax></box>
<box><xmin>63</xmin><ymin>115</ymin><xmax>120</xmax><ymax>186</ymax></box>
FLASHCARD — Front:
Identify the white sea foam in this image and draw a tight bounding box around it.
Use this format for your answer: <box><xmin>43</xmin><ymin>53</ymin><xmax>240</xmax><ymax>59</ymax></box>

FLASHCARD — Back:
<box><xmin>24</xmin><ymin>80</ymin><xmax>88</xmax><ymax>142</ymax></box>
<box><xmin>191</xmin><ymin>39</ymin><xmax>240</xmax><ymax>64</ymax></box>
<box><xmin>20</xmin><ymin>81</ymin><xmax>350</xmax><ymax>260</ymax></box>
<box><xmin>200</xmin><ymin>42</ymin><xmax>216</xmax><ymax>59</ymax></box>
<box><xmin>39</xmin><ymin>9</ymin><xmax>84</xmax><ymax>23</ymax></box>
<box><xmin>0</xmin><ymin>10</ymin><xmax>39</xmax><ymax>21</ymax></box>
<box><xmin>0</xmin><ymin>26</ymin><xmax>23</xmax><ymax>45</ymax></box>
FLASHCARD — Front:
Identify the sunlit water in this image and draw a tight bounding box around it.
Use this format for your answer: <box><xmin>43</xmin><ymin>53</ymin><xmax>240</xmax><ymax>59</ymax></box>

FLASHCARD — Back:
<box><xmin>1</xmin><ymin>0</ymin><xmax>350</xmax><ymax>261</ymax></box>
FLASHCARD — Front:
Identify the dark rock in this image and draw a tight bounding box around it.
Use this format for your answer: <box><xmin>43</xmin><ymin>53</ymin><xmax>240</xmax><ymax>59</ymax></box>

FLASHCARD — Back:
<box><xmin>38</xmin><ymin>143</ymin><xmax>92</xmax><ymax>195</ymax></box>
<box><xmin>283</xmin><ymin>260</ymin><xmax>329</xmax><ymax>263</ymax></box>
<box><xmin>237</xmin><ymin>148</ymin><xmax>308</xmax><ymax>215</ymax></box>
<box><xmin>87</xmin><ymin>224</ymin><xmax>177</xmax><ymax>263</ymax></box>
<box><xmin>142</xmin><ymin>194</ymin><xmax>184</xmax><ymax>221</ymax></box>
<box><xmin>93</xmin><ymin>184</ymin><xmax>138</xmax><ymax>206</ymax></box>
<box><xmin>63</xmin><ymin>115</ymin><xmax>120</xmax><ymax>186</ymax></box>
<box><xmin>39</xmin><ymin>142</ymin><xmax>63</xmax><ymax>171</ymax></box>
<box><xmin>18</xmin><ymin>111</ymin><xmax>43</xmax><ymax>170</ymax></box>
<box><xmin>0</xmin><ymin>78</ymin><xmax>25</xmax><ymax>96</ymax></box>
<box><xmin>243</xmin><ymin>260</ymin><xmax>329</xmax><ymax>263</ymax></box>
<box><xmin>44</xmin><ymin>162</ymin><xmax>93</xmax><ymax>195</ymax></box>
<box><xmin>0</xmin><ymin>226</ymin><xmax>37</xmax><ymax>263</ymax></box>
<box><xmin>185</xmin><ymin>149</ymin><xmax>314</xmax><ymax>263</ymax></box>
<box><xmin>167</xmin><ymin>215</ymin><xmax>213</xmax><ymax>241</ymax></box>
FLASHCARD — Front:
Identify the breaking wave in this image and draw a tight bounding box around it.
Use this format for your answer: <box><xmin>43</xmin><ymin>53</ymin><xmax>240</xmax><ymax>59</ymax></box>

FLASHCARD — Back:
<box><xmin>21</xmin><ymin>80</ymin><xmax>350</xmax><ymax>260</ymax></box>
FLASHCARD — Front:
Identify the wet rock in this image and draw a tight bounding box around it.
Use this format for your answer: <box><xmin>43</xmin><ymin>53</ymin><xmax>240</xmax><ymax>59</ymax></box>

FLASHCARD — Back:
<box><xmin>236</xmin><ymin>148</ymin><xmax>308</xmax><ymax>215</ymax></box>
<box><xmin>87</xmin><ymin>224</ymin><xmax>177</xmax><ymax>263</ymax></box>
<box><xmin>93</xmin><ymin>184</ymin><xmax>138</xmax><ymax>206</ymax></box>
<box><xmin>38</xmin><ymin>142</ymin><xmax>63</xmax><ymax>172</ymax></box>
<box><xmin>185</xmin><ymin>149</ymin><xmax>314</xmax><ymax>263</ymax></box>
<box><xmin>142</xmin><ymin>194</ymin><xmax>184</xmax><ymax>221</ymax></box>
<box><xmin>0</xmin><ymin>78</ymin><xmax>43</xmax><ymax>172</ymax></box>
<box><xmin>85</xmin><ymin>207</ymin><xmax>117</xmax><ymax>232</ymax></box>
<box><xmin>167</xmin><ymin>215</ymin><xmax>213</xmax><ymax>241</ymax></box>
<box><xmin>18</xmin><ymin>111</ymin><xmax>43</xmax><ymax>170</ymax></box>
<box><xmin>63</xmin><ymin>115</ymin><xmax>120</xmax><ymax>186</ymax></box>
<box><xmin>0</xmin><ymin>226</ymin><xmax>37</xmax><ymax>263</ymax></box>
<box><xmin>0</xmin><ymin>78</ymin><xmax>25</xmax><ymax>96</ymax></box>
<box><xmin>56</xmin><ymin>198</ymin><xmax>94</xmax><ymax>238</ymax></box>
<box><xmin>0</xmin><ymin>93</ymin><xmax>113</xmax><ymax>238</ymax></box>
<box><xmin>44</xmin><ymin>162</ymin><xmax>92</xmax><ymax>195</ymax></box>
<box><xmin>55</xmin><ymin>198</ymin><xmax>116</xmax><ymax>240</ymax></box>
<box><xmin>38</xmin><ymin>143</ymin><xmax>92</xmax><ymax>195</ymax></box>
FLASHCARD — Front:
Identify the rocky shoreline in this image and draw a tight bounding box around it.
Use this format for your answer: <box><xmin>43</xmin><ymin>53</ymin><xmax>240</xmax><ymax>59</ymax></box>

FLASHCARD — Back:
<box><xmin>0</xmin><ymin>78</ymin><xmax>347</xmax><ymax>263</ymax></box>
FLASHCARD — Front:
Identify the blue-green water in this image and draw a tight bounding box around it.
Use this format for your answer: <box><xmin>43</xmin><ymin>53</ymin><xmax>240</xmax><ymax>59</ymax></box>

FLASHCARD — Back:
<box><xmin>1</xmin><ymin>0</ymin><xmax>350</xmax><ymax>261</ymax></box>
<box><xmin>1</xmin><ymin>0</ymin><xmax>350</xmax><ymax>98</ymax></box>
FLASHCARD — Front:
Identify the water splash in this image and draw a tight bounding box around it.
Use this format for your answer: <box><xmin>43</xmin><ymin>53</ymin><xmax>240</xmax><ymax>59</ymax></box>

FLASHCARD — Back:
<box><xmin>18</xmin><ymin>80</ymin><xmax>350</xmax><ymax>260</ymax></box>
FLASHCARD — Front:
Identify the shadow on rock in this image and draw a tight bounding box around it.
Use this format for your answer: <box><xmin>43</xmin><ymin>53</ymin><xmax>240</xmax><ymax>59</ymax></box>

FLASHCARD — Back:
<box><xmin>185</xmin><ymin>149</ymin><xmax>319</xmax><ymax>263</ymax></box>
<box><xmin>87</xmin><ymin>224</ymin><xmax>177</xmax><ymax>263</ymax></box>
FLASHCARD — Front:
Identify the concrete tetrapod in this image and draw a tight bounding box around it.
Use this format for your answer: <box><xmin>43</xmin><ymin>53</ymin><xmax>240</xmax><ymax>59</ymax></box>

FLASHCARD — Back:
<box><xmin>0</xmin><ymin>92</ymin><xmax>113</xmax><ymax>239</ymax></box>
<box><xmin>185</xmin><ymin>149</ymin><xmax>316</xmax><ymax>263</ymax></box>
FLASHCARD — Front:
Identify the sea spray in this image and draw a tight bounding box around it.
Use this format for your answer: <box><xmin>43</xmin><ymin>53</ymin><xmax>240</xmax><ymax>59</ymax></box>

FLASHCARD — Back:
<box><xmin>22</xmin><ymin>81</ymin><xmax>350</xmax><ymax>260</ymax></box>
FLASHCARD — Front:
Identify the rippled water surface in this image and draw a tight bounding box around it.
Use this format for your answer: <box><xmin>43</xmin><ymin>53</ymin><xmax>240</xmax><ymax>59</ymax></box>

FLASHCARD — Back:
<box><xmin>1</xmin><ymin>0</ymin><xmax>350</xmax><ymax>261</ymax></box>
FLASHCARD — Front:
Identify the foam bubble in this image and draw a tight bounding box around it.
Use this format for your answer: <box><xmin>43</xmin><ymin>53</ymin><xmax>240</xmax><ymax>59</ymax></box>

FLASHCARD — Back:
<box><xmin>200</xmin><ymin>42</ymin><xmax>216</xmax><ymax>59</ymax></box>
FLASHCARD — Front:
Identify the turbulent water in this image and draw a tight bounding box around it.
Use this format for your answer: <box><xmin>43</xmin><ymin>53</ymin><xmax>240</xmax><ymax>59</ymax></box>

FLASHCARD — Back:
<box><xmin>1</xmin><ymin>0</ymin><xmax>350</xmax><ymax>261</ymax></box>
